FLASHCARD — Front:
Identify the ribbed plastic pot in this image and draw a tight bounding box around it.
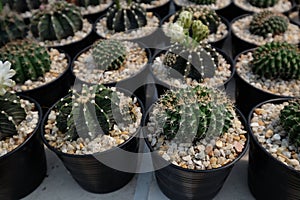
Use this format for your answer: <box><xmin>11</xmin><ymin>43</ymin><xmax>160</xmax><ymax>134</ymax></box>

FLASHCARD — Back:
<box><xmin>17</xmin><ymin>49</ymin><xmax>73</xmax><ymax>112</ymax></box>
<box><xmin>41</xmin><ymin>91</ymin><xmax>144</xmax><ymax>193</ymax></box>
<box><xmin>247</xmin><ymin>98</ymin><xmax>300</xmax><ymax>200</ymax></box>
<box><xmin>0</xmin><ymin>95</ymin><xmax>47</xmax><ymax>200</ymax></box>
<box><xmin>143</xmin><ymin>107</ymin><xmax>249</xmax><ymax>200</ymax></box>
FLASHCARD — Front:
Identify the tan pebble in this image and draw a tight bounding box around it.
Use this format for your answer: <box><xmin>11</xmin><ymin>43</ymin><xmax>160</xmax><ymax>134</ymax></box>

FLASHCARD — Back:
<box><xmin>292</xmin><ymin>153</ymin><xmax>299</xmax><ymax>159</ymax></box>
<box><xmin>205</xmin><ymin>144</ymin><xmax>213</xmax><ymax>154</ymax></box>
<box><xmin>255</xmin><ymin>108</ymin><xmax>265</xmax><ymax>115</ymax></box>
<box><xmin>222</xmin><ymin>159</ymin><xmax>231</xmax><ymax>166</ymax></box>
<box><xmin>234</xmin><ymin>141</ymin><xmax>244</xmax><ymax>153</ymax></box>
<box><xmin>265</xmin><ymin>129</ymin><xmax>274</xmax><ymax>138</ymax></box>
<box><xmin>79</xmin><ymin>143</ymin><xmax>84</xmax><ymax>149</ymax></box>
<box><xmin>258</xmin><ymin>120</ymin><xmax>265</xmax><ymax>126</ymax></box>
<box><xmin>216</xmin><ymin>140</ymin><xmax>223</xmax><ymax>148</ymax></box>
<box><xmin>210</xmin><ymin>157</ymin><xmax>218</xmax><ymax>165</ymax></box>
<box><xmin>233</xmin><ymin>135</ymin><xmax>240</xmax><ymax>141</ymax></box>
<box><xmin>289</xmin><ymin>159</ymin><xmax>300</xmax><ymax>166</ymax></box>
<box><xmin>229</xmin><ymin>154</ymin><xmax>235</xmax><ymax>160</ymax></box>
<box><xmin>180</xmin><ymin>163</ymin><xmax>188</xmax><ymax>169</ymax></box>
<box><xmin>278</xmin><ymin>155</ymin><xmax>286</xmax><ymax>163</ymax></box>
<box><xmin>212</xmin><ymin>164</ymin><xmax>220</xmax><ymax>169</ymax></box>
<box><xmin>240</xmin><ymin>135</ymin><xmax>246</xmax><ymax>140</ymax></box>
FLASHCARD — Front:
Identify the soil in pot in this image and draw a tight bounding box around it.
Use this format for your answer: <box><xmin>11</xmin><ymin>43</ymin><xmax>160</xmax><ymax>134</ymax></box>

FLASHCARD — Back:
<box><xmin>133</xmin><ymin>0</ymin><xmax>172</xmax><ymax>19</ymax></box>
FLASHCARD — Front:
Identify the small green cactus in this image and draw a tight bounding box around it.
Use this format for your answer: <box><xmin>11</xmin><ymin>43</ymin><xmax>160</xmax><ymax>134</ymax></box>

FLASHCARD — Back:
<box><xmin>280</xmin><ymin>99</ymin><xmax>300</xmax><ymax>148</ymax></box>
<box><xmin>151</xmin><ymin>85</ymin><xmax>233</xmax><ymax>143</ymax></box>
<box><xmin>250</xmin><ymin>41</ymin><xmax>300</xmax><ymax>80</ymax></box>
<box><xmin>3</xmin><ymin>0</ymin><xmax>48</xmax><ymax>13</ymax></box>
<box><xmin>0</xmin><ymin>40</ymin><xmax>51</xmax><ymax>84</ymax></box>
<box><xmin>66</xmin><ymin>0</ymin><xmax>104</xmax><ymax>7</ymax></box>
<box><xmin>249</xmin><ymin>11</ymin><xmax>289</xmax><ymax>38</ymax></box>
<box><xmin>55</xmin><ymin>84</ymin><xmax>136</xmax><ymax>141</ymax></box>
<box><xmin>188</xmin><ymin>0</ymin><xmax>216</xmax><ymax>5</ymax></box>
<box><xmin>91</xmin><ymin>39</ymin><xmax>126</xmax><ymax>71</ymax></box>
<box><xmin>106</xmin><ymin>0</ymin><xmax>147</xmax><ymax>33</ymax></box>
<box><xmin>30</xmin><ymin>1</ymin><xmax>83</xmax><ymax>41</ymax></box>
<box><xmin>248</xmin><ymin>0</ymin><xmax>279</xmax><ymax>8</ymax></box>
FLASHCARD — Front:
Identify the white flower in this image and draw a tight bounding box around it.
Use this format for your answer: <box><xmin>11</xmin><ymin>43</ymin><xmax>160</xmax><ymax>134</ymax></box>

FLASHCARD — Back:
<box><xmin>0</xmin><ymin>61</ymin><xmax>16</xmax><ymax>96</ymax></box>
<box><xmin>165</xmin><ymin>22</ymin><xmax>186</xmax><ymax>43</ymax></box>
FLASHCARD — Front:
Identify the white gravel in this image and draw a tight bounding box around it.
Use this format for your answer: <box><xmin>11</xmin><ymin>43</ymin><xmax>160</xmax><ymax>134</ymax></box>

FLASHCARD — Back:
<box><xmin>233</xmin><ymin>0</ymin><xmax>293</xmax><ymax>13</ymax></box>
<box><xmin>173</xmin><ymin>0</ymin><xmax>232</xmax><ymax>10</ymax></box>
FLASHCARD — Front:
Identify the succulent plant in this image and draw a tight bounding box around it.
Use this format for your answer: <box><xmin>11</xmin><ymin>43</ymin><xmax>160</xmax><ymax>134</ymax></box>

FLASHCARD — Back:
<box><xmin>249</xmin><ymin>11</ymin><xmax>289</xmax><ymax>38</ymax></box>
<box><xmin>0</xmin><ymin>9</ymin><xmax>27</xmax><ymax>47</ymax></box>
<box><xmin>0</xmin><ymin>40</ymin><xmax>51</xmax><ymax>84</ymax></box>
<box><xmin>91</xmin><ymin>39</ymin><xmax>126</xmax><ymax>71</ymax></box>
<box><xmin>66</xmin><ymin>0</ymin><xmax>103</xmax><ymax>7</ymax></box>
<box><xmin>248</xmin><ymin>0</ymin><xmax>279</xmax><ymax>8</ymax></box>
<box><xmin>30</xmin><ymin>1</ymin><xmax>83</xmax><ymax>41</ymax></box>
<box><xmin>188</xmin><ymin>0</ymin><xmax>216</xmax><ymax>5</ymax></box>
<box><xmin>106</xmin><ymin>0</ymin><xmax>147</xmax><ymax>33</ymax></box>
<box><xmin>280</xmin><ymin>99</ymin><xmax>300</xmax><ymax>148</ymax></box>
<box><xmin>250</xmin><ymin>41</ymin><xmax>300</xmax><ymax>80</ymax></box>
<box><xmin>54</xmin><ymin>84</ymin><xmax>137</xmax><ymax>141</ymax></box>
<box><xmin>3</xmin><ymin>0</ymin><xmax>48</xmax><ymax>13</ymax></box>
<box><xmin>151</xmin><ymin>85</ymin><xmax>233</xmax><ymax>143</ymax></box>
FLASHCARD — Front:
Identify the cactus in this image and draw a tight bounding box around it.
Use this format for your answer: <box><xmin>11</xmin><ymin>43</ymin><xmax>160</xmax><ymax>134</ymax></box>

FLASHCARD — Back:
<box><xmin>3</xmin><ymin>0</ymin><xmax>48</xmax><ymax>13</ymax></box>
<box><xmin>66</xmin><ymin>0</ymin><xmax>104</xmax><ymax>7</ymax></box>
<box><xmin>30</xmin><ymin>1</ymin><xmax>83</xmax><ymax>41</ymax></box>
<box><xmin>55</xmin><ymin>84</ymin><xmax>136</xmax><ymax>141</ymax></box>
<box><xmin>188</xmin><ymin>0</ymin><xmax>216</xmax><ymax>5</ymax></box>
<box><xmin>248</xmin><ymin>0</ymin><xmax>279</xmax><ymax>8</ymax></box>
<box><xmin>249</xmin><ymin>11</ymin><xmax>289</xmax><ymax>38</ymax></box>
<box><xmin>0</xmin><ymin>40</ymin><xmax>51</xmax><ymax>84</ymax></box>
<box><xmin>106</xmin><ymin>0</ymin><xmax>147</xmax><ymax>33</ymax></box>
<box><xmin>151</xmin><ymin>85</ymin><xmax>233</xmax><ymax>143</ymax></box>
<box><xmin>91</xmin><ymin>39</ymin><xmax>126</xmax><ymax>71</ymax></box>
<box><xmin>250</xmin><ymin>41</ymin><xmax>300</xmax><ymax>80</ymax></box>
<box><xmin>0</xmin><ymin>9</ymin><xmax>27</xmax><ymax>47</ymax></box>
<box><xmin>280</xmin><ymin>99</ymin><xmax>300</xmax><ymax>148</ymax></box>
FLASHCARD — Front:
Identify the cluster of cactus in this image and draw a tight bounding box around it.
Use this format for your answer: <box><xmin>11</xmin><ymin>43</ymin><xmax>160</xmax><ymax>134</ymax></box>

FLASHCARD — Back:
<box><xmin>0</xmin><ymin>40</ymin><xmax>51</xmax><ymax>84</ymax></box>
<box><xmin>151</xmin><ymin>85</ymin><xmax>233</xmax><ymax>143</ymax></box>
<box><xmin>55</xmin><ymin>84</ymin><xmax>136</xmax><ymax>141</ymax></box>
<box><xmin>248</xmin><ymin>0</ymin><xmax>278</xmax><ymax>8</ymax></box>
<box><xmin>30</xmin><ymin>1</ymin><xmax>83</xmax><ymax>41</ymax></box>
<box><xmin>188</xmin><ymin>0</ymin><xmax>216</xmax><ymax>5</ymax></box>
<box><xmin>3</xmin><ymin>0</ymin><xmax>48</xmax><ymax>13</ymax></box>
<box><xmin>106</xmin><ymin>0</ymin><xmax>147</xmax><ymax>33</ymax></box>
<box><xmin>250</xmin><ymin>41</ymin><xmax>300</xmax><ymax>80</ymax></box>
<box><xmin>280</xmin><ymin>99</ymin><xmax>300</xmax><ymax>148</ymax></box>
<box><xmin>0</xmin><ymin>10</ymin><xmax>27</xmax><ymax>47</ymax></box>
<box><xmin>91</xmin><ymin>39</ymin><xmax>127</xmax><ymax>71</ymax></box>
<box><xmin>249</xmin><ymin>11</ymin><xmax>289</xmax><ymax>38</ymax></box>
<box><xmin>66</xmin><ymin>0</ymin><xmax>103</xmax><ymax>7</ymax></box>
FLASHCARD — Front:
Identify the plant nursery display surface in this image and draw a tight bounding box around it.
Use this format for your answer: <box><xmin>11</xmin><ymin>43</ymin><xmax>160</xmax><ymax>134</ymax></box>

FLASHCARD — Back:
<box><xmin>173</xmin><ymin>0</ymin><xmax>232</xmax><ymax>10</ymax></box>
<box><xmin>233</xmin><ymin>0</ymin><xmax>293</xmax><ymax>13</ymax></box>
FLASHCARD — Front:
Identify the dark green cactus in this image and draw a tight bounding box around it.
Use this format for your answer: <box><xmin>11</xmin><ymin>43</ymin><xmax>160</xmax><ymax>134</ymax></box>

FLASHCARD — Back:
<box><xmin>55</xmin><ymin>84</ymin><xmax>136</xmax><ymax>141</ymax></box>
<box><xmin>250</xmin><ymin>41</ymin><xmax>300</xmax><ymax>80</ymax></box>
<box><xmin>248</xmin><ymin>0</ymin><xmax>279</xmax><ymax>8</ymax></box>
<box><xmin>188</xmin><ymin>0</ymin><xmax>216</xmax><ymax>5</ymax></box>
<box><xmin>0</xmin><ymin>40</ymin><xmax>51</xmax><ymax>84</ymax></box>
<box><xmin>91</xmin><ymin>39</ymin><xmax>126</xmax><ymax>71</ymax></box>
<box><xmin>106</xmin><ymin>0</ymin><xmax>147</xmax><ymax>33</ymax></box>
<box><xmin>66</xmin><ymin>0</ymin><xmax>103</xmax><ymax>7</ymax></box>
<box><xmin>30</xmin><ymin>1</ymin><xmax>83</xmax><ymax>41</ymax></box>
<box><xmin>133</xmin><ymin>0</ymin><xmax>154</xmax><ymax>3</ymax></box>
<box><xmin>249</xmin><ymin>11</ymin><xmax>289</xmax><ymax>38</ymax></box>
<box><xmin>0</xmin><ymin>10</ymin><xmax>27</xmax><ymax>47</ymax></box>
<box><xmin>151</xmin><ymin>85</ymin><xmax>233</xmax><ymax>143</ymax></box>
<box><xmin>0</xmin><ymin>92</ymin><xmax>26</xmax><ymax>140</ymax></box>
<box><xmin>3</xmin><ymin>0</ymin><xmax>48</xmax><ymax>13</ymax></box>
<box><xmin>280</xmin><ymin>99</ymin><xmax>300</xmax><ymax>148</ymax></box>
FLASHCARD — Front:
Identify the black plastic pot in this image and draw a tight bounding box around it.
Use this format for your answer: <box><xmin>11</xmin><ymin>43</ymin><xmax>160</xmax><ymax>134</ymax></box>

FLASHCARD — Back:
<box><xmin>289</xmin><ymin>10</ymin><xmax>300</xmax><ymax>26</ymax></box>
<box><xmin>234</xmin><ymin>48</ymin><xmax>293</xmax><ymax>119</ymax></box>
<box><xmin>145</xmin><ymin>0</ymin><xmax>172</xmax><ymax>19</ymax></box>
<box><xmin>0</xmin><ymin>95</ymin><xmax>47</xmax><ymax>200</ymax></box>
<box><xmin>143</xmin><ymin>107</ymin><xmax>249</xmax><ymax>200</ymax></box>
<box><xmin>247</xmin><ymin>98</ymin><xmax>300</xmax><ymax>200</ymax></box>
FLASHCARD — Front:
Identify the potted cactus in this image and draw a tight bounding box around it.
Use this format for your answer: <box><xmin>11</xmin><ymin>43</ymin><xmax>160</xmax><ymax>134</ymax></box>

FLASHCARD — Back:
<box><xmin>131</xmin><ymin>0</ymin><xmax>171</xmax><ymax>19</ymax></box>
<box><xmin>231</xmin><ymin>10</ymin><xmax>300</xmax><ymax>57</ymax></box>
<box><xmin>248</xmin><ymin>97</ymin><xmax>300</xmax><ymax>199</ymax></box>
<box><xmin>144</xmin><ymin>84</ymin><xmax>248</xmax><ymax>200</ymax></box>
<box><xmin>41</xmin><ymin>83</ymin><xmax>143</xmax><ymax>193</ymax></box>
<box><xmin>0</xmin><ymin>60</ymin><xmax>47</xmax><ymax>199</ymax></box>
<box><xmin>0</xmin><ymin>39</ymin><xmax>71</xmax><ymax>110</ymax></box>
<box><xmin>234</xmin><ymin>41</ymin><xmax>300</xmax><ymax>117</ymax></box>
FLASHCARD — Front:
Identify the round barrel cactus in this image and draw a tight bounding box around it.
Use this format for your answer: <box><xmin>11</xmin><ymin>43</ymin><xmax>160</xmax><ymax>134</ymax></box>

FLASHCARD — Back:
<box><xmin>91</xmin><ymin>39</ymin><xmax>126</xmax><ymax>71</ymax></box>
<box><xmin>0</xmin><ymin>40</ymin><xmax>51</xmax><ymax>84</ymax></box>
<box><xmin>30</xmin><ymin>1</ymin><xmax>83</xmax><ymax>41</ymax></box>
<box><xmin>280</xmin><ymin>99</ymin><xmax>300</xmax><ymax>147</ymax></box>
<box><xmin>249</xmin><ymin>11</ymin><xmax>289</xmax><ymax>38</ymax></box>
<box><xmin>248</xmin><ymin>0</ymin><xmax>279</xmax><ymax>8</ymax></box>
<box><xmin>188</xmin><ymin>0</ymin><xmax>216</xmax><ymax>5</ymax></box>
<box><xmin>3</xmin><ymin>0</ymin><xmax>48</xmax><ymax>13</ymax></box>
<box><xmin>251</xmin><ymin>41</ymin><xmax>300</xmax><ymax>80</ymax></box>
<box><xmin>106</xmin><ymin>0</ymin><xmax>147</xmax><ymax>33</ymax></box>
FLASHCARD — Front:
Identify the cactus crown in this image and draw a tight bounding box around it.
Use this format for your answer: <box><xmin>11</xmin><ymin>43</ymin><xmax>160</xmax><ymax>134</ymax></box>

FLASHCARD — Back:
<box><xmin>91</xmin><ymin>39</ymin><xmax>127</xmax><ymax>71</ymax></box>
<box><xmin>251</xmin><ymin>41</ymin><xmax>300</xmax><ymax>80</ymax></box>
<box><xmin>3</xmin><ymin>0</ymin><xmax>48</xmax><ymax>13</ymax></box>
<box><xmin>30</xmin><ymin>1</ymin><xmax>83</xmax><ymax>41</ymax></box>
<box><xmin>248</xmin><ymin>0</ymin><xmax>279</xmax><ymax>8</ymax></box>
<box><xmin>0</xmin><ymin>40</ymin><xmax>51</xmax><ymax>84</ymax></box>
<box><xmin>55</xmin><ymin>84</ymin><xmax>137</xmax><ymax>141</ymax></box>
<box><xmin>280</xmin><ymin>99</ymin><xmax>300</xmax><ymax>148</ymax></box>
<box><xmin>106</xmin><ymin>0</ymin><xmax>147</xmax><ymax>33</ymax></box>
<box><xmin>66</xmin><ymin>0</ymin><xmax>103</xmax><ymax>7</ymax></box>
<box><xmin>188</xmin><ymin>0</ymin><xmax>216</xmax><ymax>5</ymax></box>
<box><xmin>150</xmin><ymin>85</ymin><xmax>233</xmax><ymax>143</ymax></box>
<box><xmin>249</xmin><ymin>11</ymin><xmax>289</xmax><ymax>38</ymax></box>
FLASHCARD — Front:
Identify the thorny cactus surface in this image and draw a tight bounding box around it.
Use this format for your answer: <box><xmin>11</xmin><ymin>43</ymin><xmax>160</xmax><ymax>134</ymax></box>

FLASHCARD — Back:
<box><xmin>3</xmin><ymin>0</ymin><xmax>48</xmax><ymax>13</ymax></box>
<box><xmin>106</xmin><ymin>0</ymin><xmax>147</xmax><ymax>33</ymax></box>
<box><xmin>248</xmin><ymin>0</ymin><xmax>278</xmax><ymax>8</ymax></box>
<box><xmin>55</xmin><ymin>84</ymin><xmax>137</xmax><ymax>141</ymax></box>
<box><xmin>30</xmin><ymin>1</ymin><xmax>83</xmax><ymax>41</ymax></box>
<box><xmin>249</xmin><ymin>11</ymin><xmax>289</xmax><ymax>38</ymax></box>
<box><xmin>280</xmin><ymin>99</ymin><xmax>300</xmax><ymax>148</ymax></box>
<box><xmin>91</xmin><ymin>39</ymin><xmax>126</xmax><ymax>71</ymax></box>
<box><xmin>188</xmin><ymin>0</ymin><xmax>216</xmax><ymax>5</ymax></box>
<box><xmin>0</xmin><ymin>40</ymin><xmax>51</xmax><ymax>84</ymax></box>
<box><xmin>250</xmin><ymin>41</ymin><xmax>300</xmax><ymax>80</ymax></box>
<box><xmin>150</xmin><ymin>85</ymin><xmax>234</xmax><ymax>143</ymax></box>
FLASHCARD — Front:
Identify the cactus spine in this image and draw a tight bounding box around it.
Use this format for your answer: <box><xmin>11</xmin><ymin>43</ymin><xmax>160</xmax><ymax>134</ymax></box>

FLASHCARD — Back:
<box><xmin>248</xmin><ymin>0</ymin><xmax>279</xmax><ymax>8</ymax></box>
